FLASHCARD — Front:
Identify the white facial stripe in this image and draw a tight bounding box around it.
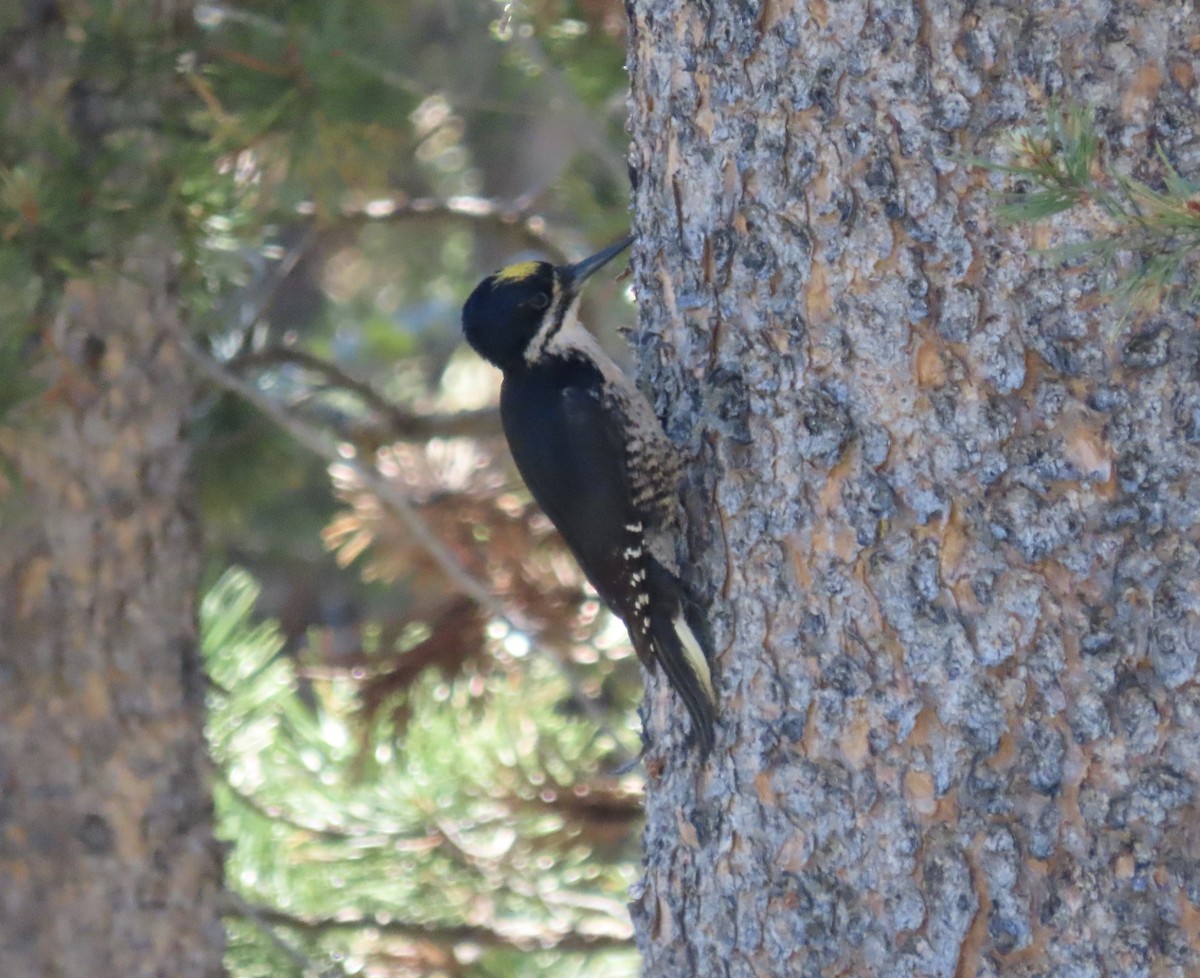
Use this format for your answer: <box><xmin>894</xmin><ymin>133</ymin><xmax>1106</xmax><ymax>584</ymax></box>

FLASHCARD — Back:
<box><xmin>525</xmin><ymin>288</ymin><xmax>575</xmax><ymax>364</ymax></box>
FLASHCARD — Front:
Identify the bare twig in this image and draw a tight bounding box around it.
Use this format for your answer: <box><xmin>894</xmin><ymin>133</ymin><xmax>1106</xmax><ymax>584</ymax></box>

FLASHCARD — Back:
<box><xmin>187</xmin><ymin>339</ymin><xmax>509</xmax><ymax>610</ymax></box>
<box><xmin>281</xmin><ymin>194</ymin><xmax>626</xmax><ymax>337</ymax></box>
<box><xmin>231</xmin><ymin>346</ymin><xmax>503</xmax><ymax>440</ymax></box>
<box><xmin>185</xmin><ymin>340</ymin><xmax>637</xmax><ymax>764</ymax></box>
<box><xmin>309</xmin><ymin>193</ymin><xmax>573</xmax><ymax>264</ymax></box>
<box><xmin>238</xmin><ymin>225</ymin><xmax>319</xmax><ymax>333</ymax></box>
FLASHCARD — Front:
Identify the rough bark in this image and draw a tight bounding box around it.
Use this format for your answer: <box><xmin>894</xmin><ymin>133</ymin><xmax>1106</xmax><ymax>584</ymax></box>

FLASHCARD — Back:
<box><xmin>0</xmin><ymin>7</ymin><xmax>226</xmax><ymax>978</ymax></box>
<box><xmin>627</xmin><ymin>1</ymin><xmax>1200</xmax><ymax>976</ymax></box>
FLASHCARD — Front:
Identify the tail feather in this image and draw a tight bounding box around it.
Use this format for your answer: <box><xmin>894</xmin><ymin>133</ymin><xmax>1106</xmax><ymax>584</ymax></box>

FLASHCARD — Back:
<box><xmin>649</xmin><ymin>610</ymin><xmax>717</xmax><ymax>755</ymax></box>
<box><xmin>617</xmin><ymin>556</ymin><xmax>717</xmax><ymax>754</ymax></box>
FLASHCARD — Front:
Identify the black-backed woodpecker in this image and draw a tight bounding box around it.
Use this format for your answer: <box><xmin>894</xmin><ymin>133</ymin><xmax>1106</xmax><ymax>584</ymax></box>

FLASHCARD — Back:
<box><xmin>461</xmin><ymin>237</ymin><xmax>717</xmax><ymax>753</ymax></box>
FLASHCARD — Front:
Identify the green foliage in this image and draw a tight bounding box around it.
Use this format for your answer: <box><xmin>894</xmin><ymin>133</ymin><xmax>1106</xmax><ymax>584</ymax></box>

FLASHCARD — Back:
<box><xmin>204</xmin><ymin>569</ymin><xmax>640</xmax><ymax>978</ymax></box>
<box><xmin>979</xmin><ymin>103</ymin><xmax>1200</xmax><ymax>307</ymax></box>
<box><xmin>0</xmin><ymin>247</ymin><xmax>44</xmax><ymax>420</ymax></box>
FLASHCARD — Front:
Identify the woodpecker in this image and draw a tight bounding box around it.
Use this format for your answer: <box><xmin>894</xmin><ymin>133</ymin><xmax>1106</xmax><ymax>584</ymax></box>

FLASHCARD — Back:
<box><xmin>461</xmin><ymin>237</ymin><xmax>716</xmax><ymax>754</ymax></box>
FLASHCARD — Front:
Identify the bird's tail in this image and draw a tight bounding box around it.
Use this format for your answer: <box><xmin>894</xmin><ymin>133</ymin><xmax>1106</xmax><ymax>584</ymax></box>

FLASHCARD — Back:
<box><xmin>645</xmin><ymin>560</ymin><xmax>717</xmax><ymax>754</ymax></box>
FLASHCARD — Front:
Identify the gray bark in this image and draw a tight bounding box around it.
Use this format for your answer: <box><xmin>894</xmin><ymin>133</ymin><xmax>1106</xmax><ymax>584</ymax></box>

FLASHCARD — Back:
<box><xmin>0</xmin><ymin>7</ymin><xmax>226</xmax><ymax>977</ymax></box>
<box><xmin>627</xmin><ymin>1</ymin><xmax>1200</xmax><ymax>975</ymax></box>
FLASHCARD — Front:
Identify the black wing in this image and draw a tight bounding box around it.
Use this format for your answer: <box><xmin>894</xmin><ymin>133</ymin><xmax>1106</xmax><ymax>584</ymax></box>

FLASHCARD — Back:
<box><xmin>500</xmin><ymin>356</ymin><xmax>717</xmax><ymax>752</ymax></box>
<box><xmin>500</xmin><ymin>358</ymin><xmax>639</xmax><ymax>613</ymax></box>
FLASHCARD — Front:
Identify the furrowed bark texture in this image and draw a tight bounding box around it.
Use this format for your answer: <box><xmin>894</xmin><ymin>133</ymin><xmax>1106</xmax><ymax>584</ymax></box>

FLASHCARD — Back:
<box><xmin>627</xmin><ymin>1</ymin><xmax>1200</xmax><ymax>975</ymax></box>
<box><xmin>0</xmin><ymin>7</ymin><xmax>225</xmax><ymax>978</ymax></box>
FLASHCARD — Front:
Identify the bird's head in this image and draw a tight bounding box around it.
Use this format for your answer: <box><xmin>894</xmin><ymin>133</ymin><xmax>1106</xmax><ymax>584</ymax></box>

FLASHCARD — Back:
<box><xmin>461</xmin><ymin>236</ymin><xmax>632</xmax><ymax>371</ymax></box>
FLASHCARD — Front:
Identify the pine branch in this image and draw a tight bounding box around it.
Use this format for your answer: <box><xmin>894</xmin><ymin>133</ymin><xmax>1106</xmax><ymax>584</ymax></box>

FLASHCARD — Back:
<box><xmin>235</xmin><ymin>196</ymin><xmax>570</xmax><ymax>348</ymax></box>
<box><xmin>219</xmin><ymin>771</ymin><xmax>445</xmax><ymax>849</ymax></box>
<box><xmin>233</xmin><ymin>900</ymin><xmax>632</xmax><ymax>953</ymax></box>
<box><xmin>977</xmin><ymin>103</ymin><xmax>1200</xmax><ymax>307</ymax></box>
<box><xmin>200</xmin><ymin>4</ymin><xmax>629</xmax><ymax>194</ymax></box>
<box><xmin>199</xmin><ymin>3</ymin><xmax>529</xmax><ymax>116</ymax></box>
<box><xmin>221</xmin><ymin>890</ymin><xmax>349</xmax><ymax>978</ymax></box>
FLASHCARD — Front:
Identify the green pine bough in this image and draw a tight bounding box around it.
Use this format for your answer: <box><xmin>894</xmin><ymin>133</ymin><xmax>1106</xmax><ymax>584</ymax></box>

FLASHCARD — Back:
<box><xmin>976</xmin><ymin>103</ymin><xmax>1200</xmax><ymax>308</ymax></box>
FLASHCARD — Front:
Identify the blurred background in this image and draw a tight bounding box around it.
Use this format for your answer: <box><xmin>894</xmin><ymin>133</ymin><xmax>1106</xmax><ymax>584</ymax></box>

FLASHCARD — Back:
<box><xmin>185</xmin><ymin>2</ymin><xmax>648</xmax><ymax>975</ymax></box>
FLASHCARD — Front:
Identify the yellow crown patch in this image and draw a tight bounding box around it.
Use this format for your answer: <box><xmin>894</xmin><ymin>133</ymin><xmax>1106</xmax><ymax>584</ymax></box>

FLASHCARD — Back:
<box><xmin>493</xmin><ymin>261</ymin><xmax>541</xmax><ymax>283</ymax></box>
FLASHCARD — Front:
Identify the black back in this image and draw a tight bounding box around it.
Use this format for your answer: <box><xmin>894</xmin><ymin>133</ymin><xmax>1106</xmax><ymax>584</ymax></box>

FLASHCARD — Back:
<box><xmin>500</xmin><ymin>356</ymin><xmax>639</xmax><ymax>614</ymax></box>
<box><xmin>500</xmin><ymin>346</ymin><xmax>716</xmax><ymax>752</ymax></box>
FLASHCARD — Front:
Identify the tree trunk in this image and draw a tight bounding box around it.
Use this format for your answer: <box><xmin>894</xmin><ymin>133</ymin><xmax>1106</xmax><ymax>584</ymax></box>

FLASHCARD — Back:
<box><xmin>0</xmin><ymin>7</ymin><xmax>225</xmax><ymax>977</ymax></box>
<box><xmin>627</xmin><ymin>1</ymin><xmax>1200</xmax><ymax>975</ymax></box>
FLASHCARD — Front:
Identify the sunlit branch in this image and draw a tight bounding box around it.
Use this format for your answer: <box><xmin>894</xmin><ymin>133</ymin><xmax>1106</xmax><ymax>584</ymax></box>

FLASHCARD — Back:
<box><xmin>235</xmin><ymin>900</ymin><xmax>632</xmax><ymax>952</ymax></box>
<box><xmin>230</xmin><ymin>346</ymin><xmax>503</xmax><ymax>440</ymax></box>
<box><xmin>219</xmin><ymin>771</ymin><xmax>444</xmax><ymax>849</ymax></box>
<box><xmin>188</xmin><ymin>339</ymin><xmax>516</xmax><ymax>614</ymax></box>
<box><xmin>315</xmin><ymin>193</ymin><xmax>573</xmax><ymax>265</ymax></box>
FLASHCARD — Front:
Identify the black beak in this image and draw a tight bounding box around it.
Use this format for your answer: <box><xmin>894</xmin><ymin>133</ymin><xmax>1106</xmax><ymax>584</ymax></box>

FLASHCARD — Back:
<box><xmin>559</xmin><ymin>235</ymin><xmax>634</xmax><ymax>295</ymax></box>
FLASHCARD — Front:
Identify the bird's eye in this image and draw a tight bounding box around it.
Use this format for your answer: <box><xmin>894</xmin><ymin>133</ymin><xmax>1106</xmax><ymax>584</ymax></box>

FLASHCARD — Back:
<box><xmin>529</xmin><ymin>293</ymin><xmax>551</xmax><ymax>310</ymax></box>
